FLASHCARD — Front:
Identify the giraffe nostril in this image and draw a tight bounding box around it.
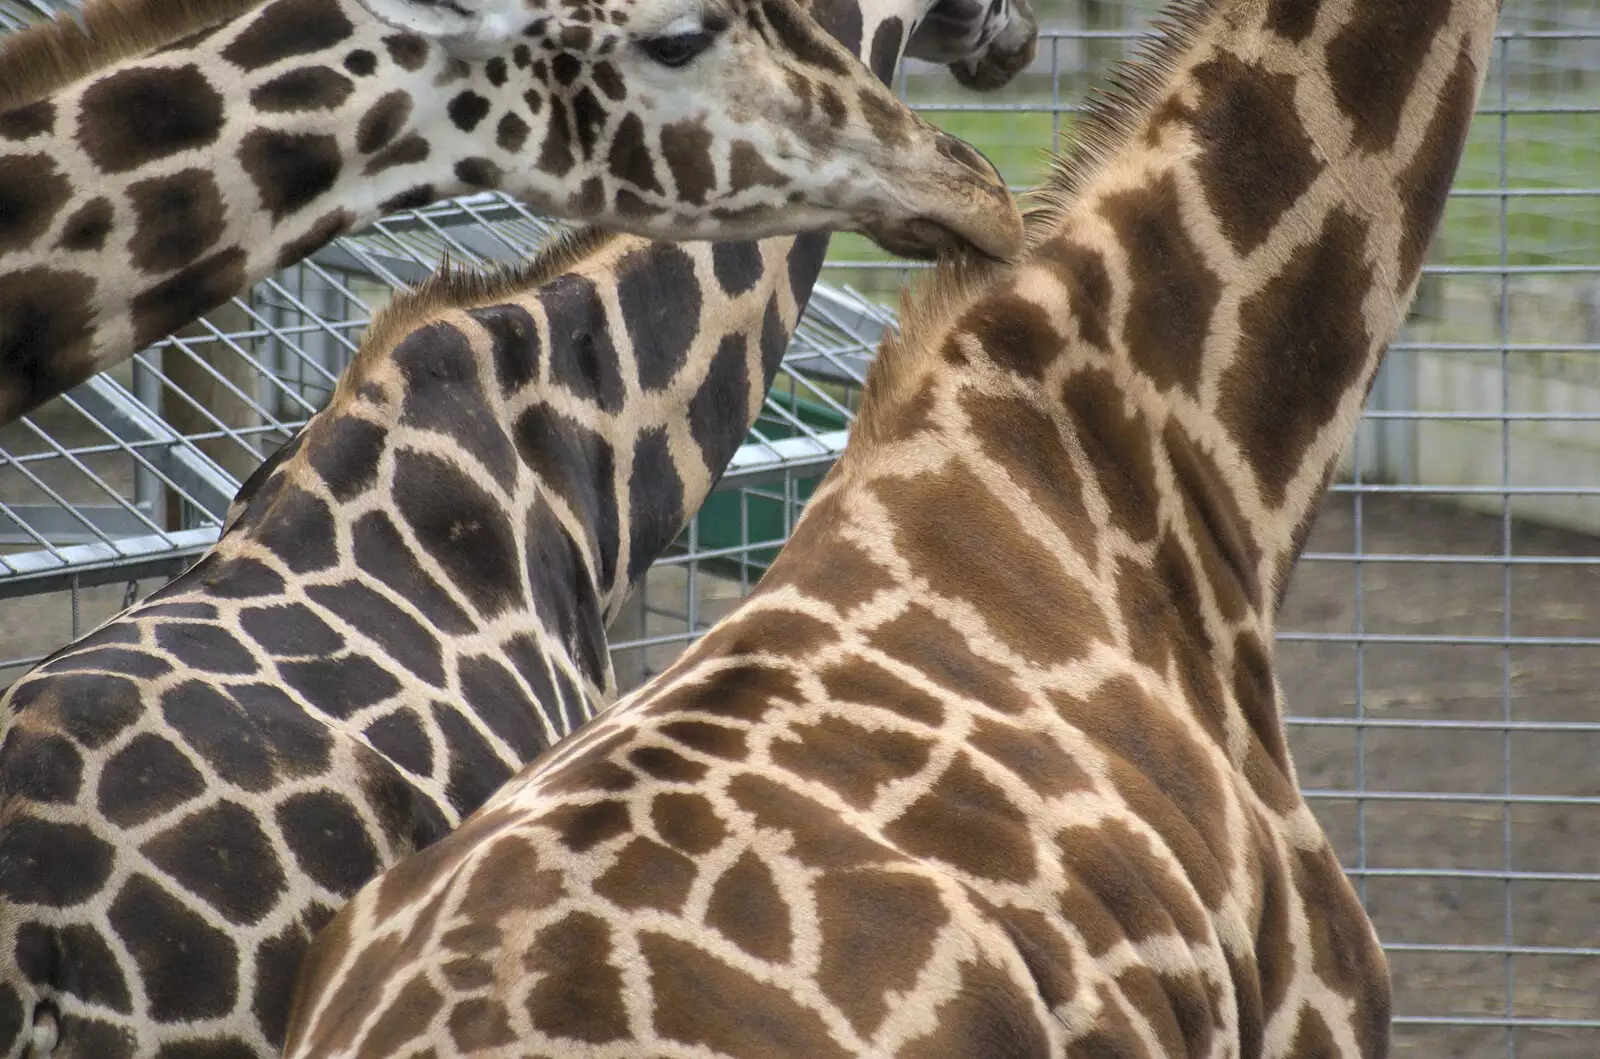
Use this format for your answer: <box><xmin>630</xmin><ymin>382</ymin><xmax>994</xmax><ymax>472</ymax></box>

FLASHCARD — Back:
<box><xmin>935</xmin><ymin>133</ymin><xmax>1005</xmax><ymax>188</ymax></box>
<box><xmin>27</xmin><ymin>1003</ymin><xmax>58</xmax><ymax>1058</ymax></box>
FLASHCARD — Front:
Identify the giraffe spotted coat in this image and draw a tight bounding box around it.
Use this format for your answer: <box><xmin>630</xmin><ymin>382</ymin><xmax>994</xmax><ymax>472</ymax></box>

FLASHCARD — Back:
<box><xmin>281</xmin><ymin>0</ymin><xmax>1502</xmax><ymax>1054</ymax></box>
<box><xmin>0</xmin><ymin>0</ymin><xmax>1024</xmax><ymax>425</ymax></box>
<box><xmin>0</xmin><ymin>0</ymin><xmax>1038</xmax><ymax>1055</ymax></box>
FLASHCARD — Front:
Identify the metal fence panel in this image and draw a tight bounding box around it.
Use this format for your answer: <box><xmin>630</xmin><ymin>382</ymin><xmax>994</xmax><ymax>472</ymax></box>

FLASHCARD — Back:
<box><xmin>1</xmin><ymin>6</ymin><xmax>1597</xmax><ymax>1056</ymax></box>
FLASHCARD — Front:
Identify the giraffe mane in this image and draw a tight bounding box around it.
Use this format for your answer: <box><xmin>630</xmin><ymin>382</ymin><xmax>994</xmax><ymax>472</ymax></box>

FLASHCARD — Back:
<box><xmin>853</xmin><ymin>0</ymin><xmax>1221</xmax><ymax>442</ymax></box>
<box><xmin>0</xmin><ymin>0</ymin><xmax>265</xmax><ymax>113</ymax></box>
<box><xmin>340</xmin><ymin>225</ymin><xmax>620</xmax><ymax>390</ymax></box>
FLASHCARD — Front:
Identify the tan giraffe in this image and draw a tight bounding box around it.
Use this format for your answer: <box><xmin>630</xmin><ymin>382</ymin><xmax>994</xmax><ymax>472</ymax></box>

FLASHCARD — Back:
<box><xmin>0</xmin><ymin>0</ymin><xmax>1038</xmax><ymax>1055</ymax></box>
<box><xmin>0</xmin><ymin>0</ymin><xmax>1025</xmax><ymax>427</ymax></box>
<box><xmin>278</xmin><ymin>0</ymin><xmax>1502</xmax><ymax>1054</ymax></box>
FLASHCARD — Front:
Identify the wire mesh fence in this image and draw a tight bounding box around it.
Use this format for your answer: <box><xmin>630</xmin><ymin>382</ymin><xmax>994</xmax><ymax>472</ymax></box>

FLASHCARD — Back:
<box><xmin>1</xmin><ymin>3</ymin><xmax>1598</xmax><ymax>1056</ymax></box>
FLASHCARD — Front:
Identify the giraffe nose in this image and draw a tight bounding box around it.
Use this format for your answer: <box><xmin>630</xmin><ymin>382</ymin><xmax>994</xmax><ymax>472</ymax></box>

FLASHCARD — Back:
<box><xmin>860</xmin><ymin>132</ymin><xmax>1022</xmax><ymax>262</ymax></box>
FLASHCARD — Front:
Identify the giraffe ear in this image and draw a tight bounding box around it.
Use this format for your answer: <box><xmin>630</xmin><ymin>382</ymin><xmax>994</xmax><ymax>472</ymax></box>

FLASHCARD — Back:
<box><xmin>350</xmin><ymin>0</ymin><xmax>521</xmax><ymax>56</ymax></box>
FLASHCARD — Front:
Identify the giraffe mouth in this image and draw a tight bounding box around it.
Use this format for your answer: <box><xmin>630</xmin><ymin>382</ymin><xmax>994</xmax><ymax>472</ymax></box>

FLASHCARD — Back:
<box><xmin>858</xmin><ymin>130</ymin><xmax>1023</xmax><ymax>262</ymax></box>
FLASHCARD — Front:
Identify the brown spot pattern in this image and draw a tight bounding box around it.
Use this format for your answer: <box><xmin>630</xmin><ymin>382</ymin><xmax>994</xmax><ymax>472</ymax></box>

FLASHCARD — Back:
<box><xmin>0</xmin><ymin>153</ymin><xmax>70</xmax><ymax>254</ymax></box>
<box><xmin>876</xmin><ymin>461</ymin><xmax>1108</xmax><ymax>666</ymax></box>
<box><xmin>523</xmin><ymin>912</ymin><xmax>630</xmax><ymax>1043</ymax></box>
<box><xmin>1325</xmin><ymin>0</ymin><xmax>1453</xmax><ymax>152</ymax></box>
<box><xmin>126</xmin><ymin>168</ymin><xmax>226</xmax><ymax>274</ymax></box>
<box><xmin>1188</xmin><ymin>54</ymin><xmax>1323</xmax><ymax>255</ymax></box>
<box><xmin>771</xmin><ymin>714</ymin><xmax>933</xmax><ymax>809</ymax></box>
<box><xmin>815</xmin><ymin>868</ymin><xmax>947</xmax><ymax>1034</ymax></box>
<box><xmin>1217</xmin><ymin>207</ymin><xmax>1372</xmax><ymax>505</ymax></box>
<box><xmin>1100</xmin><ymin>174</ymin><xmax>1220</xmax><ymax>395</ymax></box>
<box><xmin>884</xmin><ymin>751</ymin><xmax>1037</xmax><ymax>882</ymax></box>
<box><xmin>705</xmin><ymin>850</ymin><xmax>791</xmax><ymax>962</ymax></box>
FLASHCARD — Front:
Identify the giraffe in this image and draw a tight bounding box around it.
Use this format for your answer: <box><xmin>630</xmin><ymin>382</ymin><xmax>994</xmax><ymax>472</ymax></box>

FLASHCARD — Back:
<box><xmin>0</xmin><ymin>0</ymin><xmax>1039</xmax><ymax>1054</ymax></box>
<box><xmin>0</xmin><ymin>0</ymin><xmax>1027</xmax><ymax>428</ymax></box>
<box><xmin>279</xmin><ymin>0</ymin><xmax>1502</xmax><ymax>1054</ymax></box>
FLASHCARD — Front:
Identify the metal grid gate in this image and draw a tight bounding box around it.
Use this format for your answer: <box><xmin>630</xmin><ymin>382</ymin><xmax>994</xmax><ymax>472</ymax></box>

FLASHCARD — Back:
<box><xmin>2</xmin><ymin>3</ymin><xmax>1598</xmax><ymax>1055</ymax></box>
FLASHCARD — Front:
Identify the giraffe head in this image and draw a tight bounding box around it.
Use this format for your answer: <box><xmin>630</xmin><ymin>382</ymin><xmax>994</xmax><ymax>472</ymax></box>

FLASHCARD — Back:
<box><xmin>355</xmin><ymin>0</ymin><xmax>1025</xmax><ymax>258</ymax></box>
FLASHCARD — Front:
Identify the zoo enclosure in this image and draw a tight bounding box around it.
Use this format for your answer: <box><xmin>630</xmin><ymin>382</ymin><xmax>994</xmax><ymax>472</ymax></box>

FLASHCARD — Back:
<box><xmin>1</xmin><ymin>2</ymin><xmax>1599</xmax><ymax>1055</ymax></box>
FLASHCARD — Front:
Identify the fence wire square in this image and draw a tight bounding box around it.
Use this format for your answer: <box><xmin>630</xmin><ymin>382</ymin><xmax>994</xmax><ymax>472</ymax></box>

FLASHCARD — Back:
<box><xmin>2</xmin><ymin>4</ymin><xmax>1598</xmax><ymax>1056</ymax></box>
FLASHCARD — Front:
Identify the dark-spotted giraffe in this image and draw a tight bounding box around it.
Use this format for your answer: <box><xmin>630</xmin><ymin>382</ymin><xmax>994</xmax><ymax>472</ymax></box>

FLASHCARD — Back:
<box><xmin>0</xmin><ymin>0</ymin><xmax>1037</xmax><ymax>1056</ymax></box>
<box><xmin>280</xmin><ymin>0</ymin><xmax>1502</xmax><ymax>1054</ymax></box>
<box><xmin>0</xmin><ymin>0</ymin><xmax>1026</xmax><ymax>427</ymax></box>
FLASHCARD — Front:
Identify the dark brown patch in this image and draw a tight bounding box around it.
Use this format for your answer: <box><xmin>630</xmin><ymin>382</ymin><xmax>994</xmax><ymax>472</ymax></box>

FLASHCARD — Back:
<box><xmin>523</xmin><ymin>912</ymin><xmax>630</xmax><ymax>1043</ymax></box>
<box><xmin>250</xmin><ymin>65</ymin><xmax>354</xmax><ymax>112</ymax></box>
<box><xmin>659</xmin><ymin>119</ymin><xmax>716</xmax><ymax>204</ymax></box>
<box><xmin>1216</xmin><ymin>208</ymin><xmax>1373</xmax><ymax>506</ymax></box>
<box><xmin>728</xmin><ymin>140</ymin><xmax>787</xmax><ymax>195</ymax></box>
<box><xmin>537</xmin><ymin>97</ymin><xmax>575</xmax><ymax>175</ymax></box>
<box><xmin>54</xmin><ymin>197</ymin><xmax>114</xmax><ymax>252</ymax></box>
<box><xmin>1189</xmin><ymin>53</ymin><xmax>1323</xmax><ymax>256</ymax></box>
<box><xmin>382</xmin><ymin>32</ymin><xmax>428</xmax><ymax>70</ymax></box>
<box><xmin>897</xmin><ymin>958</ymin><xmax>1049</xmax><ymax>1059</ymax></box>
<box><xmin>771</xmin><ymin>714</ymin><xmax>933</xmax><ymax>809</ymax></box>
<box><xmin>630</xmin><ymin>745</ymin><xmax>708</xmax><ymax>783</ymax></box>
<box><xmin>1265</xmin><ymin>0</ymin><xmax>1321</xmax><ymax>42</ymax></box>
<box><xmin>1287</xmin><ymin>1005</ymin><xmax>1340</xmax><ymax>1059</ymax></box>
<box><xmin>593</xmin><ymin>836</ymin><xmax>697</xmax><ymax>912</ymax></box>
<box><xmin>643</xmin><ymin>663</ymin><xmax>801</xmax><ymax>725</ymax></box>
<box><xmin>0</xmin><ymin>100</ymin><xmax>54</xmax><ymax>141</ymax></box>
<box><xmin>875</xmin><ymin>462</ymin><xmax>1109</xmax><ymax>666</ymax></box>
<box><xmin>222</xmin><ymin>0</ymin><xmax>355</xmax><ymax>70</ymax></box>
<box><xmin>364</xmin><ymin>133</ymin><xmax>429</xmax><ymax>176</ymax></box>
<box><xmin>867</xmin><ymin>604</ymin><xmax>1032</xmax><ymax>714</ymax></box>
<box><xmin>131</xmin><ymin>247</ymin><xmax>248</xmax><ymax>347</ymax></box>
<box><xmin>956</xmin><ymin>289</ymin><xmax>1061</xmax><ymax>380</ymax></box>
<box><xmin>238</xmin><ymin>130</ymin><xmax>342</xmax><ymax>221</ymax></box>
<box><xmin>1100</xmin><ymin>173</ymin><xmax>1220</xmax><ymax>394</ymax></box>
<box><xmin>275</xmin><ymin>209</ymin><xmax>354</xmax><ymax>270</ymax></box>
<box><xmin>352</xmin><ymin>974</ymin><xmax>442</xmax><ymax>1056</ymax></box>
<box><xmin>1058</xmin><ymin>367</ymin><xmax>1158</xmax><ymax>544</ymax></box>
<box><xmin>650</xmin><ymin>791</ymin><xmax>725</xmax><ymax>854</ymax></box>
<box><xmin>1232</xmin><ymin>631</ymin><xmax>1297</xmax><ymax>810</ymax></box>
<box><xmin>606</xmin><ymin>111</ymin><xmax>662</xmax><ymax>194</ymax></box>
<box><xmin>77</xmin><ymin>65</ymin><xmax>224</xmax><ymax>173</ymax></box>
<box><xmin>692</xmin><ymin>609</ymin><xmax>837</xmax><ymax>662</ymax></box>
<box><xmin>961</xmin><ymin>389</ymin><xmax>1097</xmax><ymax>560</ymax></box>
<box><xmin>819</xmin><ymin>657</ymin><xmax>944</xmax><ymax>727</ymax></box>
<box><xmin>816</xmin><ymin>867</ymin><xmax>947</xmax><ymax>1034</ymax></box>
<box><xmin>968</xmin><ymin>716</ymin><xmax>1092</xmax><ymax>799</ymax></box>
<box><xmin>0</xmin><ymin>153</ymin><xmax>70</xmax><ymax>254</ymax></box>
<box><xmin>496</xmin><ymin>110</ymin><xmax>530</xmax><ymax>153</ymax></box>
<box><xmin>754</xmin><ymin>494</ymin><xmax>895</xmax><ymax>614</ymax></box>
<box><xmin>126</xmin><ymin>168</ymin><xmax>226</xmax><ymax>273</ymax></box>
<box><xmin>1325</xmin><ymin>0</ymin><xmax>1454</xmax><ymax>152</ymax></box>
<box><xmin>884</xmin><ymin>751</ymin><xmax>1037</xmax><ymax>882</ymax></box>
<box><xmin>1052</xmin><ymin>675</ymin><xmax>1231</xmax><ymax>907</ymax></box>
<box><xmin>1055</xmin><ymin>818</ymin><xmax>1209</xmax><ymax>955</ymax></box>
<box><xmin>1253</xmin><ymin>825</ymin><xmax>1296</xmax><ymax>1034</ymax></box>
<box><xmin>447</xmin><ymin>90</ymin><xmax>491</xmax><ymax>132</ymax></box>
<box><xmin>448</xmin><ymin>997</ymin><xmax>517</xmax><ymax>1052</ymax></box>
<box><xmin>984</xmin><ymin>902</ymin><xmax>1079</xmax><ymax>1010</ymax></box>
<box><xmin>644</xmin><ymin>931</ymin><xmax>851</xmax><ymax>1056</ymax></box>
<box><xmin>1034</xmin><ymin>239</ymin><xmax>1112</xmax><ymax>350</ymax></box>
<box><xmin>705</xmin><ymin>850</ymin><xmax>791</xmax><ymax>962</ymax></box>
<box><xmin>857</xmin><ymin>82</ymin><xmax>917</xmax><ymax>150</ymax></box>
<box><xmin>538</xmin><ymin>799</ymin><xmax>630</xmax><ymax>852</ymax></box>
<box><xmin>1291</xmin><ymin>843</ymin><xmax>1390</xmax><ymax>1053</ymax></box>
<box><xmin>455</xmin><ymin>156</ymin><xmax>502</xmax><ymax>188</ymax></box>
<box><xmin>659</xmin><ymin>719</ymin><xmax>747</xmax><ymax>760</ymax></box>
<box><xmin>1396</xmin><ymin>43</ymin><xmax>1481</xmax><ymax>282</ymax></box>
<box><xmin>1162</xmin><ymin>419</ymin><xmax>1262</xmax><ymax>620</ymax></box>
<box><xmin>727</xmin><ymin>773</ymin><xmax>893</xmax><ymax>868</ymax></box>
<box><xmin>356</xmin><ymin>90</ymin><xmax>411</xmax><ymax>154</ymax></box>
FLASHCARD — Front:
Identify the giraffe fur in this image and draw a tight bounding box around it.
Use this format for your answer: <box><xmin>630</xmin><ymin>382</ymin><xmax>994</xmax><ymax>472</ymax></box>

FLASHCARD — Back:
<box><xmin>280</xmin><ymin>0</ymin><xmax>1502</xmax><ymax>1054</ymax></box>
<box><xmin>0</xmin><ymin>0</ymin><xmax>1039</xmax><ymax>1054</ymax></box>
<box><xmin>0</xmin><ymin>0</ymin><xmax>1026</xmax><ymax>425</ymax></box>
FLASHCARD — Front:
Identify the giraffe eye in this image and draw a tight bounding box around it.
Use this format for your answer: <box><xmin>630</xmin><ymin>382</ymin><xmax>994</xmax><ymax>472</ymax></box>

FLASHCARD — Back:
<box><xmin>639</xmin><ymin>30</ymin><xmax>713</xmax><ymax>66</ymax></box>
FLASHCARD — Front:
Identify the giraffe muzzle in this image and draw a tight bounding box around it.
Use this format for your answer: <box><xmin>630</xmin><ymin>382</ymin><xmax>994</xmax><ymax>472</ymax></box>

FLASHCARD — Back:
<box><xmin>860</xmin><ymin>130</ymin><xmax>1022</xmax><ymax>262</ymax></box>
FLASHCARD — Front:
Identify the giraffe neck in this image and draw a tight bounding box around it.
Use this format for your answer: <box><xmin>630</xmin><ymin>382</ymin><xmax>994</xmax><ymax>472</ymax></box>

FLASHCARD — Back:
<box><xmin>854</xmin><ymin>0</ymin><xmax>1494</xmax><ymax>633</ymax></box>
<box><xmin>0</xmin><ymin>0</ymin><xmax>574</xmax><ymax>424</ymax></box>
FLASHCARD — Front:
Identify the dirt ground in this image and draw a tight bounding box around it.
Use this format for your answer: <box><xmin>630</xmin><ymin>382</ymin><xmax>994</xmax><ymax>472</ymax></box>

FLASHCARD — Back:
<box><xmin>2</xmin><ymin>488</ymin><xmax>1596</xmax><ymax>1057</ymax></box>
